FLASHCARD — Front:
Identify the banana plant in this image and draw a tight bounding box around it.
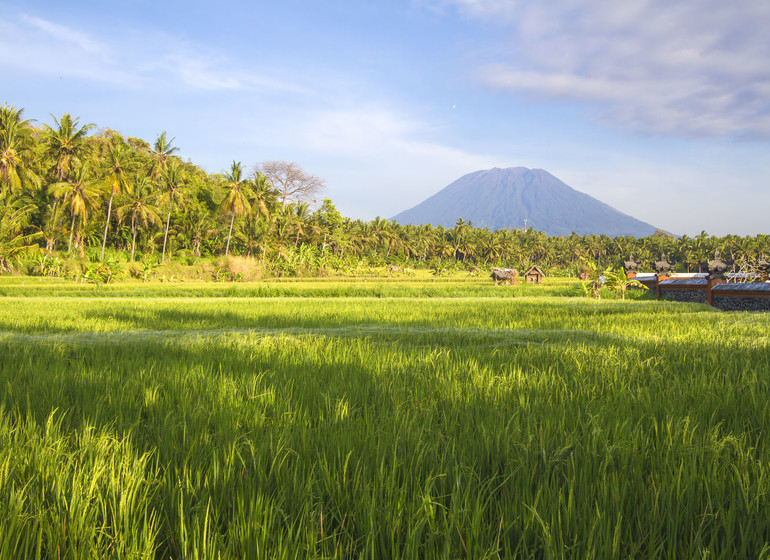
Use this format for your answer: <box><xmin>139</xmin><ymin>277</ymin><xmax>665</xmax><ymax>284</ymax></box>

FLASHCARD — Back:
<box><xmin>603</xmin><ymin>266</ymin><xmax>647</xmax><ymax>300</ymax></box>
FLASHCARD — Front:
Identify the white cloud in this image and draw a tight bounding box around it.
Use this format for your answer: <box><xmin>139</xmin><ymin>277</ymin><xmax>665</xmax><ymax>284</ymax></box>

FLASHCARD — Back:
<box><xmin>441</xmin><ymin>0</ymin><xmax>770</xmax><ymax>138</ymax></box>
<box><xmin>0</xmin><ymin>16</ymin><xmax>133</xmax><ymax>85</ymax></box>
<box><xmin>292</xmin><ymin>106</ymin><xmax>504</xmax><ymax>219</ymax></box>
<box><xmin>0</xmin><ymin>14</ymin><xmax>301</xmax><ymax>94</ymax></box>
<box><xmin>21</xmin><ymin>14</ymin><xmax>103</xmax><ymax>53</ymax></box>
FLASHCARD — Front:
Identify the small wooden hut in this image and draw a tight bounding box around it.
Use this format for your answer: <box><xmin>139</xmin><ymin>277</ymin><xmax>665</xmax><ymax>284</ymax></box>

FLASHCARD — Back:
<box><xmin>524</xmin><ymin>265</ymin><xmax>545</xmax><ymax>284</ymax></box>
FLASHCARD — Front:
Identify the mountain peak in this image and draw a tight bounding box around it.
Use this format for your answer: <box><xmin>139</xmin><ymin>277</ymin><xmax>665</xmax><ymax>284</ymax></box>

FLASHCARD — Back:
<box><xmin>391</xmin><ymin>167</ymin><xmax>658</xmax><ymax>237</ymax></box>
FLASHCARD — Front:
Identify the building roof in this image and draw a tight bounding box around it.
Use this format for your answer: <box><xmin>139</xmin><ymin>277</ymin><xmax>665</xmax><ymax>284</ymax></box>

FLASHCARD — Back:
<box><xmin>659</xmin><ymin>278</ymin><xmax>708</xmax><ymax>286</ymax></box>
<box><xmin>713</xmin><ymin>283</ymin><xmax>770</xmax><ymax>293</ymax></box>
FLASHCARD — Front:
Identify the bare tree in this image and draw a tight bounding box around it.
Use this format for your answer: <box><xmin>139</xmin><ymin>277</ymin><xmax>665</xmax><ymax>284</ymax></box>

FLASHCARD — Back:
<box><xmin>256</xmin><ymin>160</ymin><xmax>324</xmax><ymax>205</ymax></box>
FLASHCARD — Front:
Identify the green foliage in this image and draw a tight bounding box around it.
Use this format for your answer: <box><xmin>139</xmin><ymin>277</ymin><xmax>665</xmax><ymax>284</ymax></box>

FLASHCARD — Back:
<box><xmin>604</xmin><ymin>266</ymin><xmax>648</xmax><ymax>300</ymax></box>
<box><xmin>0</xmin><ymin>103</ymin><xmax>39</xmax><ymax>194</ymax></box>
<box><xmin>140</xmin><ymin>257</ymin><xmax>159</xmax><ymax>282</ymax></box>
<box><xmin>580</xmin><ymin>259</ymin><xmax>649</xmax><ymax>300</ymax></box>
<box><xmin>32</xmin><ymin>253</ymin><xmax>63</xmax><ymax>277</ymax></box>
<box><xmin>0</xmin><ymin>194</ymin><xmax>41</xmax><ymax>272</ymax></box>
<box><xmin>3</xmin><ymin>102</ymin><xmax>770</xmax><ymax>278</ymax></box>
<box><xmin>81</xmin><ymin>256</ymin><xmax>123</xmax><ymax>284</ymax></box>
<box><xmin>579</xmin><ymin>259</ymin><xmax>603</xmax><ymax>298</ymax></box>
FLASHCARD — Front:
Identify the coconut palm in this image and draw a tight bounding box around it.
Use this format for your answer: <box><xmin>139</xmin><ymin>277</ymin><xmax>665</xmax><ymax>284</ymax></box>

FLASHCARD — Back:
<box><xmin>271</xmin><ymin>203</ymin><xmax>294</xmax><ymax>250</ymax></box>
<box><xmin>175</xmin><ymin>199</ymin><xmax>217</xmax><ymax>259</ymax></box>
<box><xmin>250</xmin><ymin>171</ymin><xmax>275</xmax><ymax>220</ymax></box>
<box><xmin>39</xmin><ymin>200</ymin><xmax>66</xmax><ymax>253</ymax></box>
<box><xmin>478</xmin><ymin>231</ymin><xmax>503</xmax><ymax>264</ymax></box>
<box><xmin>42</xmin><ymin>113</ymin><xmax>94</xmax><ymax>181</ymax></box>
<box><xmin>290</xmin><ymin>202</ymin><xmax>313</xmax><ymax>247</ymax></box>
<box><xmin>159</xmin><ymin>160</ymin><xmax>186</xmax><ymax>263</ymax></box>
<box><xmin>0</xmin><ymin>103</ymin><xmax>38</xmax><ymax>194</ymax></box>
<box><xmin>0</xmin><ymin>193</ymin><xmax>40</xmax><ymax>271</ymax></box>
<box><xmin>236</xmin><ymin>211</ymin><xmax>271</xmax><ymax>259</ymax></box>
<box><xmin>100</xmin><ymin>141</ymin><xmax>133</xmax><ymax>260</ymax></box>
<box><xmin>48</xmin><ymin>165</ymin><xmax>103</xmax><ymax>253</ymax></box>
<box><xmin>220</xmin><ymin>161</ymin><xmax>252</xmax><ymax>256</ymax></box>
<box><xmin>150</xmin><ymin>131</ymin><xmax>179</xmax><ymax>179</ymax></box>
<box><xmin>344</xmin><ymin>219</ymin><xmax>371</xmax><ymax>257</ymax></box>
<box><xmin>116</xmin><ymin>174</ymin><xmax>161</xmax><ymax>261</ymax></box>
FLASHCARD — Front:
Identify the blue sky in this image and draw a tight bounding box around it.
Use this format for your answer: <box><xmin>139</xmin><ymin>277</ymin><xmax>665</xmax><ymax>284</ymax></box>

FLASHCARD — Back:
<box><xmin>2</xmin><ymin>0</ymin><xmax>769</xmax><ymax>236</ymax></box>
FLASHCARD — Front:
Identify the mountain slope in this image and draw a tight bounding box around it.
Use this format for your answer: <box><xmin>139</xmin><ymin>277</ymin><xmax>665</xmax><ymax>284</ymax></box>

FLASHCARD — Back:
<box><xmin>391</xmin><ymin>167</ymin><xmax>658</xmax><ymax>237</ymax></box>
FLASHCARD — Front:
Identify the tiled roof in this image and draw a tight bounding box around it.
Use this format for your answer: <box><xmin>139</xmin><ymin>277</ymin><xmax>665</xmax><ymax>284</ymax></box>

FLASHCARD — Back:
<box><xmin>659</xmin><ymin>278</ymin><xmax>708</xmax><ymax>286</ymax></box>
<box><xmin>713</xmin><ymin>283</ymin><xmax>770</xmax><ymax>293</ymax></box>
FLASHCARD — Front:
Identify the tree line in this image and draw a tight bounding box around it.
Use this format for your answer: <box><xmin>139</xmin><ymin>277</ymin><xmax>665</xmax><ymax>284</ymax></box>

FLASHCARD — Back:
<box><xmin>1</xmin><ymin>102</ymin><xmax>768</xmax><ymax>278</ymax></box>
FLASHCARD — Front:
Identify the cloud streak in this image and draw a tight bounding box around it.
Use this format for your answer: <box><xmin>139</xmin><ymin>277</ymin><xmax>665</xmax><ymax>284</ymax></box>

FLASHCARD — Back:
<box><xmin>443</xmin><ymin>0</ymin><xmax>770</xmax><ymax>138</ymax></box>
<box><xmin>21</xmin><ymin>14</ymin><xmax>103</xmax><ymax>53</ymax></box>
<box><xmin>0</xmin><ymin>14</ymin><xmax>302</xmax><ymax>94</ymax></box>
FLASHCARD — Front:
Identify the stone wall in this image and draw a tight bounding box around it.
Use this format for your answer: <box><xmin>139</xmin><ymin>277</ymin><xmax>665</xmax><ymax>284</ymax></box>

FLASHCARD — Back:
<box><xmin>659</xmin><ymin>288</ymin><xmax>708</xmax><ymax>304</ymax></box>
<box><xmin>658</xmin><ymin>278</ymin><xmax>709</xmax><ymax>304</ymax></box>
<box><xmin>712</xmin><ymin>284</ymin><xmax>770</xmax><ymax>311</ymax></box>
<box><xmin>629</xmin><ymin>272</ymin><xmax>770</xmax><ymax>311</ymax></box>
<box><xmin>712</xmin><ymin>296</ymin><xmax>770</xmax><ymax>311</ymax></box>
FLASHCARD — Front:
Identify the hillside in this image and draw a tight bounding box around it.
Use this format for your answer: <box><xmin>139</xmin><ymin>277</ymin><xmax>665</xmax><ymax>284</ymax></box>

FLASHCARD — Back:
<box><xmin>392</xmin><ymin>167</ymin><xmax>659</xmax><ymax>237</ymax></box>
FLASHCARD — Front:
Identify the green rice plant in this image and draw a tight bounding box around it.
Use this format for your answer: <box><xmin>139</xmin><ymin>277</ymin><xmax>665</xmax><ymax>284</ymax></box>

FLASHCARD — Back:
<box><xmin>0</xmin><ymin>407</ymin><xmax>160</xmax><ymax>559</ymax></box>
<box><xmin>0</xmin><ymin>276</ymin><xmax>583</xmax><ymax>299</ymax></box>
<box><xmin>0</xmin><ymin>292</ymin><xmax>768</xmax><ymax>558</ymax></box>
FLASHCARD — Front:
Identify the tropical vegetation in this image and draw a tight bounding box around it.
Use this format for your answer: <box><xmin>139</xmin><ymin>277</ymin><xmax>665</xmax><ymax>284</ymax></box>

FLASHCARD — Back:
<box><xmin>1</xmin><ymin>103</ymin><xmax>769</xmax><ymax>282</ymax></box>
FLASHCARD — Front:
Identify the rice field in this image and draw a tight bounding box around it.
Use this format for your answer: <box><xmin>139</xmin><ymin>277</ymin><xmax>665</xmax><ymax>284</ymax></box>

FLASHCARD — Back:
<box><xmin>1</xmin><ymin>279</ymin><xmax>769</xmax><ymax>559</ymax></box>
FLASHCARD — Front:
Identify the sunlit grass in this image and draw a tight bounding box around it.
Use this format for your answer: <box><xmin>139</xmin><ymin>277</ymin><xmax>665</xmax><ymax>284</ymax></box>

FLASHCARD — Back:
<box><xmin>0</xmin><ymin>284</ymin><xmax>768</xmax><ymax>558</ymax></box>
<box><xmin>0</xmin><ymin>275</ymin><xmax>587</xmax><ymax>299</ymax></box>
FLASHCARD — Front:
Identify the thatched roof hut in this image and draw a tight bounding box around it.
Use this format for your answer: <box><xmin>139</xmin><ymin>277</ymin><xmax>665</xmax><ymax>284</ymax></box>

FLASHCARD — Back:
<box><xmin>524</xmin><ymin>266</ymin><xmax>545</xmax><ymax>284</ymax></box>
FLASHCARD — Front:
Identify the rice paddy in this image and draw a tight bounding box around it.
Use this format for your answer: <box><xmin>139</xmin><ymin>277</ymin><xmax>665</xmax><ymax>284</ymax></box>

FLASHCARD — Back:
<box><xmin>1</xmin><ymin>279</ymin><xmax>769</xmax><ymax>558</ymax></box>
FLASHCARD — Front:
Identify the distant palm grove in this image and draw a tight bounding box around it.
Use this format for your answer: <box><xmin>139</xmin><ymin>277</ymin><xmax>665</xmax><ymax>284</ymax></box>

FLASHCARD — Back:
<box><xmin>2</xmin><ymin>102</ymin><xmax>769</xmax><ymax>279</ymax></box>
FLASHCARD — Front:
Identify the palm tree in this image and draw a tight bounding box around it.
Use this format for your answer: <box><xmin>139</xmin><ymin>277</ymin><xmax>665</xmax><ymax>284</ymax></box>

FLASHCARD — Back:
<box><xmin>345</xmin><ymin>220</ymin><xmax>374</xmax><ymax>257</ymax></box>
<box><xmin>48</xmin><ymin>165</ymin><xmax>103</xmax><ymax>253</ymax></box>
<box><xmin>450</xmin><ymin>218</ymin><xmax>472</xmax><ymax>261</ymax></box>
<box><xmin>414</xmin><ymin>224</ymin><xmax>435</xmax><ymax>261</ymax></box>
<box><xmin>478</xmin><ymin>231</ymin><xmax>503</xmax><ymax>264</ymax></box>
<box><xmin>150</xmin><ymin>131</ymin><xmax>179</xmax><ymax>179</ymax></box>
<box><xmin>236</xmin><ymin>211</ymin><xmax>272</xmax><ymax>259</ymax></box>
<box><xmin>159</xmin><ymin>160</ymin><xmax>185</xmax><ymax>262</ymax></box>
<box><xmin>0</xmin><ymin>192</ymin><xmax>40</xmax><ymax>271</ymax></box>
<box><xmin>40</xmin><ymin>199</ymin><xmax>65</xmax><ymax>253</ymax></box>
<box><xmin>42</xmin><ymin>113</ymin><xmax>94</xmax><ymax>181</ymax></box>
<box><xmin>100</xmin><ymin>141</ymin><xmax>132</xmax><ymax>260</ymax></box>
<box><xmin>272</xmin><ymin>203</ymin><xmax>294</xmax><ymax>250</ymax></box>
<box><xmin>250</xmin><ymin>171</ymin><xmax>275</xmax><ymax>221</ymax></box>
<box><xmin>220</xmin><ymin>161</ymin><xmax>252</xmax><ymax>256</ymax></box>
<box><xmin>290</xmin><ymin>202</ymin><xmax>313</xmax><ymax>247</ymax></box>
<box><xmin>116</xmin><ymin>174</ymin><xmax>161</xmax><ymax>261</ymax></box>
<box><xmin>175</xmin><ymin>200</ymin><xmax>217</xmax><ymax>259</ymax></box>
<box><xmin>0</xmin><ymin>103</ymin><xmax>38</xmax><ymax>194</ymax></box>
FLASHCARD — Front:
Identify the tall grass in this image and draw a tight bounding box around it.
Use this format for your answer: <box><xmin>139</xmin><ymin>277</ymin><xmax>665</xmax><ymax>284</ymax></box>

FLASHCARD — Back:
<box><xmin>0</xmin><ymin>291</ymin><xmax>768</xmax><ymax>558</ymax></box>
